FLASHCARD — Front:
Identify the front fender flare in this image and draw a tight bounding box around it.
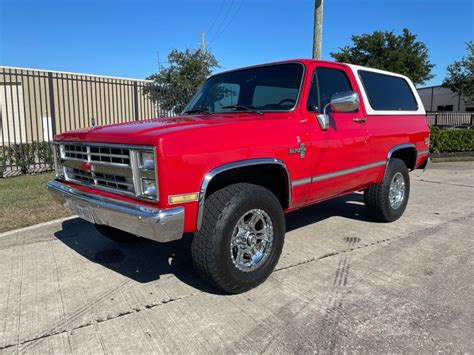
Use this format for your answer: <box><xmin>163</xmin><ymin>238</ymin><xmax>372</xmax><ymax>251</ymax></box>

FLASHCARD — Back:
<box><xmin>196</xmin><ymin>158</ymin><xmax>291</xmax><ymax>230</ymax></box>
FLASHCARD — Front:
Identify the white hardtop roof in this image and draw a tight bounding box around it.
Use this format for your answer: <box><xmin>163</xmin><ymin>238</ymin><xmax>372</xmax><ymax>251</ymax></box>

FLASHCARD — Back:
<box><xmin>346</xmin><ymin>63</ymin><xmax>426</xmax><ymax>115</ymax></box>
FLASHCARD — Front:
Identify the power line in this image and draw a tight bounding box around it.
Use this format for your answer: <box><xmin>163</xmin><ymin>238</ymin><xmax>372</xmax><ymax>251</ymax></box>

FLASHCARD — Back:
<box><xmin>209</xmin><ymin>0</ymin><xmax>245</xmax><ymax>45</ymax></box>
<box><xmin>206</xmin><ymin>0</ymin><xmax>227</xmax><ymax>38</ymax></box>
<box><xmin>208</xmin><ymin>0</ymin><xmax>235</xmax><ymax>44</ymax></box>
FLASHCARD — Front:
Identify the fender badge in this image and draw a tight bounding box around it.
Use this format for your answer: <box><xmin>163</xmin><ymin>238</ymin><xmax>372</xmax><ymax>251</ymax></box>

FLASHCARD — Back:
<box><xmin>289</xmin><ymin>143</ymin><xmax>306</xmax><ymax>159</ymax></box>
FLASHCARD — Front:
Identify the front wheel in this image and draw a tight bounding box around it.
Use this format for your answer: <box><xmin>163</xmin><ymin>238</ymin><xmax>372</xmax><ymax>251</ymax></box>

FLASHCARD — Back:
<box><xmin>364</xmin><ymin>158</ymin><xmax>410</xmax><ymax>222</ymax></box>
<box><xmin>191</xmin><ymin>183</ymin><xmax>285</xmax><ymax>294</ymax></box>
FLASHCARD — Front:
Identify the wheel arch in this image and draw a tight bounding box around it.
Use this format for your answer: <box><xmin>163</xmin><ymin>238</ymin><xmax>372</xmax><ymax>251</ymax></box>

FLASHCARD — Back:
<box><xmin>384</xmin><ymin>143</ymin><xmax>418</xmax><ymax>180</ymax></box>
<box><xmin>196</xmin><ymin>158</ymin><xmax>291</xmax><ymax>230</ymax></box>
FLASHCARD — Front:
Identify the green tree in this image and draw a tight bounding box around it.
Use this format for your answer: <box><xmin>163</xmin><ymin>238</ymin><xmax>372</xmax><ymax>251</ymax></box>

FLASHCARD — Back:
<box><xmin>442</xmin><ymin>42</ymin><xmax>474</xmax><ymax>105</ymax></box>
<box><xmin>144</xmin><ymin>48</ymin><xmax>220</xmax><ymax>114</ymax></box>
<box><xmin>331</xmin><ymin>28</ymin><xmax>434</xmax><ymax>85</ymax></box>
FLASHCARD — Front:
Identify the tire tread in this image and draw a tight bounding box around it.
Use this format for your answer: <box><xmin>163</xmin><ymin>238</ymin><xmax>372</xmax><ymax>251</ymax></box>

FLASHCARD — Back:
<box><xmin>192</xmin><ymin>183</ymin><xmax>284</xmax><ymax>293</ymax></box>
<box><xmin>364</xmin><ymin>158</ymin><xmax>409</xmax><ymax>222</ymax></box>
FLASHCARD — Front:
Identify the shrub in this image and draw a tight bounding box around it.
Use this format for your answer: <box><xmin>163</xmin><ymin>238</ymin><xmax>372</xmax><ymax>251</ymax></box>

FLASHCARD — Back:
<box><xmin>8</xmin><ymin>143</ymin><xmax>36</xmax><ymax>173</ymax></box>
<box><xmin>36</xmin><ymin>142</ymin><xmax>54</xmax><ymax>165</ymax></box>
<box><xmin>430</xmin><ymin>127</ymin><xmax>474</xmax><ymax>153</ymax></box>
<box><xmin>0</xmin><ymin>146</ymin><xmax>7</xmax><ymax>177</ymax></box>
<box><xmin>1</xmin><ymin>142</ymin><xmax>56</xmax><ymax>176</ymax></box>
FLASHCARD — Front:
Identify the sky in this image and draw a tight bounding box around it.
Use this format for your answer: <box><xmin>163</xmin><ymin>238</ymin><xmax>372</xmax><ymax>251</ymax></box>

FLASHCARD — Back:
<box><xmin>0</xmin><ymin>0</ymin><xmax>473</xmax><ymax>87</ymax></box>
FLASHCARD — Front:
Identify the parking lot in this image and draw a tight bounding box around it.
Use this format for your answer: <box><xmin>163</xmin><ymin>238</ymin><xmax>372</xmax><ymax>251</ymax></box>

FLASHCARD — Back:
<box><xmin>0</xmin><ymin>161</ymin><xmax>473</xmax><ymax>353</ymax></box>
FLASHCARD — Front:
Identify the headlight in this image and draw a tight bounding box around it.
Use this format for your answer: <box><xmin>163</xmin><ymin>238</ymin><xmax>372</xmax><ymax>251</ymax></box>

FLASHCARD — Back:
<box><xmin>139</xmin><ymin>151</ymin><xmax>155</xmax><ymax>170</ymax></box>
<box><xmin>141</xmin><ymin>178</ymin><xmax>157</xmax><ymax>196</ymax></box>
<box><xmin>132</xmin><ymin>149</ymin><xmax>158</xmax><ymax>201</ymax></box>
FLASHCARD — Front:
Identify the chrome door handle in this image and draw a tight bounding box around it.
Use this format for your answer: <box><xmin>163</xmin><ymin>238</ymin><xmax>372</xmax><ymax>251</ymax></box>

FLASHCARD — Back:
<box><xmin>353</xmin><ymin>118</ymin><xmax>366</xmax><ymax>124</ymax></box>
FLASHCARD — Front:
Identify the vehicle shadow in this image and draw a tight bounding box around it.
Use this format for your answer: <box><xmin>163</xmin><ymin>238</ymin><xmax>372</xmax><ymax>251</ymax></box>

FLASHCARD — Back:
<box><xmin>54</xmin><ymin>192</ymin><xmax>373</xmax><ymax>293</ymax></box>
<box><xmin>285</xmin><ymin>191</ymin><xmax>372</xmax><ymax>232</ymax></box>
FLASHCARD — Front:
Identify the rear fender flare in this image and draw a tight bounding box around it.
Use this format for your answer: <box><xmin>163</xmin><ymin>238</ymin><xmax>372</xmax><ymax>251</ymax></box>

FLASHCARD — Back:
<box><xmin>383</xmin><ymin>143</ymin><xmax>417</xmax><ymax>180</ymax></box>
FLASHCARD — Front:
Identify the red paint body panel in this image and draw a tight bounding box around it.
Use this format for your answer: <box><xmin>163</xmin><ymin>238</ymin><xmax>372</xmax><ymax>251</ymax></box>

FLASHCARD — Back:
<box><xmin>53</xmin><ymin>59</ymin><xmax>430</xmax><ymax>233</ymax></box>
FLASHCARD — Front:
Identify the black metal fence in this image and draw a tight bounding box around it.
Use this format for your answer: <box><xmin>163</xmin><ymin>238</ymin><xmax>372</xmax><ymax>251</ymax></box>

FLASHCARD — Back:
<box><xmin>427</xmin><ymin>111</ymin><xmax>473</xmax><ymax>128</ymax></box>
<box><xmin>0</xmin><ymin>66</ymin><xmax>173</xmax><ymax>177</ymax></box>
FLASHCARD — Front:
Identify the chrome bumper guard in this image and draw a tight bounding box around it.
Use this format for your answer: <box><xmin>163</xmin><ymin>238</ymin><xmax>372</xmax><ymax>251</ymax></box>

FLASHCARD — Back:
<box><xmin>47</xmin><ymin>180</ymin><xmax>184</xmax><ymax>243</ymax></box>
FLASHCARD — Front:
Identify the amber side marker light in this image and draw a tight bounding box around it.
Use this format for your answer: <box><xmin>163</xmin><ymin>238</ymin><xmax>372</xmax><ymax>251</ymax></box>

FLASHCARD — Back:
<box><xmin>168</xmin><ymin>193</ymin><xmax>199</xmax><ymax>205</ymax></box>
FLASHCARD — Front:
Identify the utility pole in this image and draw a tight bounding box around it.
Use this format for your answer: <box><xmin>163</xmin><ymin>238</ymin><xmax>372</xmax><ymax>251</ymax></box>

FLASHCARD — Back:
<box><xmin>312</xmin><ymin>0</ymin><xmax>323</xmax><ymax>60</ymax></box>
<box><xmin>201</xmin><ymin>32</ymin><xmax>206</xmax><ymax>52</ymax></box>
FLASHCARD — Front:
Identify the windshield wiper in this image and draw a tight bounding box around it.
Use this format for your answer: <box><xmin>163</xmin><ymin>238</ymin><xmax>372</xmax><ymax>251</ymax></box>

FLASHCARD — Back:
<box><xmin>221</xmin><ymin>105</ymin><xmax>264</xmax><ymax>116</ymax></box>
<box><xmin>183</xmin><ymin>108</ymin><xmax>211</xmax><ymax>115</ymax></box>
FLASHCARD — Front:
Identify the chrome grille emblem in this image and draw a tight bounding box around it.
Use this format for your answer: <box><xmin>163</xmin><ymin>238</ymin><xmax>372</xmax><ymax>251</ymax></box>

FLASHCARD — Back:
<box><xmin>80</xmin><ymin>162</ymin><xmax>93</xmax><ymax>173</ymax></box>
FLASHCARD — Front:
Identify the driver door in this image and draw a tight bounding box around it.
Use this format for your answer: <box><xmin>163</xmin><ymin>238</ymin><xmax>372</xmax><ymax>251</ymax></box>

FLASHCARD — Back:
<box><xmin>304</xmin><ymin>63</ymin><xmax>371</xmax><ymax>203</ymax></box>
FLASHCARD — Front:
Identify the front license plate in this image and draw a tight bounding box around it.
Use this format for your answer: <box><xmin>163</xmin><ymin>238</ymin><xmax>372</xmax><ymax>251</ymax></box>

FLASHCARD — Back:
<box><xmin>67</xmin><ymin>201</ymin><xmax>95</xmax><ymax>224</ymax></box>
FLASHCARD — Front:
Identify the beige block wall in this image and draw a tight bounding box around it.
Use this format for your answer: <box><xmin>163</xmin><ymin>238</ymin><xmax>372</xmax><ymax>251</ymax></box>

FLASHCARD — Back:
<box><xmin>1</xmin><ymin>67</ymin><xmax>156</xmax><ymax>146</ymax></box>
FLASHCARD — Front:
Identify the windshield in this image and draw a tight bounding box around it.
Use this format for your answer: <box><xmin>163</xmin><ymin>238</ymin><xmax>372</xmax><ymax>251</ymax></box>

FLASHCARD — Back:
<box><xmin>182</xmin><ymin>63</ymin><xmax>304</xmax><ymax>114</ymax></box>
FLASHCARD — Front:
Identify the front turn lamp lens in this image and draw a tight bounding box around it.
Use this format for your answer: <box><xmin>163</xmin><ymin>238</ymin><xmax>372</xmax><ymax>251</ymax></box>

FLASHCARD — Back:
<box><xmin>141</xmin><ymin>179</ymin><xmax>157</xmax><ymax>197</ymax></box>
<box><xmin>168</xmin><ymin>193</ymin><xmax>199</xmax><ymax>204</ymax></box>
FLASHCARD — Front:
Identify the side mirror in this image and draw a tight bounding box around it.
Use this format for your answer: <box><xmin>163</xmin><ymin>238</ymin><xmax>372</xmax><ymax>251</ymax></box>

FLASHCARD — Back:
<box><xmin>316</xmin><ymin>91</ymin><xmax>360</xmax><ymax>131</ymax></box>
<box><xmin>330</xmin><ymin>91</ymin><xmax>360</xmax><ymax>112</ymax></box>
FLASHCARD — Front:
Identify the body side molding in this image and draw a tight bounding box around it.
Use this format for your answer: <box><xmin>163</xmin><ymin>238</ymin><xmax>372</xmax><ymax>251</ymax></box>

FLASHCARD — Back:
<box><xmin>291</xmin><ymin>160</ymin><xmax>386</xmax><ymax>188</ymax></box>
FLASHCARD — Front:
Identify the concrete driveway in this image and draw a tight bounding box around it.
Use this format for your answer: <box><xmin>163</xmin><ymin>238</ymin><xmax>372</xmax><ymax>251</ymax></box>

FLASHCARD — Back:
<box><xmin>0</xmin><ymin>161</ymin><xmax>473</xmax><ymax>353</ymax></box>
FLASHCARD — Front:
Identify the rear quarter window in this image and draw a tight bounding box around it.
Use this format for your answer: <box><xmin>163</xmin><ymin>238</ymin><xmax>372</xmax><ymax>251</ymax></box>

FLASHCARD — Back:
<box><xmin>359</xmin><ymin>70</ymin><xmax>418</xmax><ymax>111</ymax></box>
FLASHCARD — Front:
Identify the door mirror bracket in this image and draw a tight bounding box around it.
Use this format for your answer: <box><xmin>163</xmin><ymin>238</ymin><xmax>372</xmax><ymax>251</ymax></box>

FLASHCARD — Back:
<box><xmin>316</xmin><ymin>105</ymin><xmax>331</xmax><ymax>131</ymax></box>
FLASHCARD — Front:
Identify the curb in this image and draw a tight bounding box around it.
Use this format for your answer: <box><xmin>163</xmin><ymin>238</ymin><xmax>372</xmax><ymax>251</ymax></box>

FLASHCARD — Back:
<box><xmin>432</xmin><ymin>157</ymin><xmax>474</xmax><ymax>163</ymax></box>
<box><xmin>431</xmin><ymin>151</ymin><xmax>474</xmax><ymax>163</ymax></box>
<box><xmin>431</xmin><ymin>151</ymin><xmax>474</xmax><ymax>158</ymax></box>
<box><xmin>0</xmin><ymin>216</ymin><xmax>77</xmax><ymax>238</ymax></box>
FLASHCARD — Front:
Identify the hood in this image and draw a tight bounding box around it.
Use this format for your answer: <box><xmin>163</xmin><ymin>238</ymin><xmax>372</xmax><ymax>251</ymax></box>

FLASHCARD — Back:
<box><xmin>53</xmin><ymin>113</ymin><xmax>269</xmax><ymax>145</ymax></box>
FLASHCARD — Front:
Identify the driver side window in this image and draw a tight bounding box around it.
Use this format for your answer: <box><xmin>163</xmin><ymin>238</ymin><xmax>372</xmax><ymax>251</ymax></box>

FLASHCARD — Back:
<box><xmin>307</xmin><ymin>67</ymin><xmax>353</xmax><ymax>112</ymax></box>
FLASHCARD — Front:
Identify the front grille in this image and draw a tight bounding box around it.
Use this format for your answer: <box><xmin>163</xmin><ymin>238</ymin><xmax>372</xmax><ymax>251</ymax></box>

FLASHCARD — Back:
<box><xmin>63</xmin><ymin>144</ymin><xmax>88</xmax><ymax>160</ymax></box>
<box><xmin>58</xmin><ymin>143</ymin><xmax>136</xmax><ymax>196</ymax></box>
<box><xmin>64</xmin><ymin>144</ymin><xmax>131</xmax><ymax>166</ymax></box>
<box><xmin>65</xmin><ymin>167</ymin><xmax>134</xmax><ymax>193</ymax></box>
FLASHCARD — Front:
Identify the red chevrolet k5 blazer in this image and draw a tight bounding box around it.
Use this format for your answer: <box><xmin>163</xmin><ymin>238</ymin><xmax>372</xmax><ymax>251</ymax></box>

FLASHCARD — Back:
<box><xmin>48</xmin><ymin>59</ymin><xmax>430</xmax><ymax>293</ymax></box>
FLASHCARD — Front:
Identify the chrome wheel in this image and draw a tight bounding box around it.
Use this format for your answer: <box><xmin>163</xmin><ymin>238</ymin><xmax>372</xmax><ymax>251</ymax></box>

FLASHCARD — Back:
<box><xmin>230</xmin><ymin>209</ymin><xmax>274</xmax><ymax>272</ymax></box>
<box><xmin>389</xmin><ymin>172</ymin><xmax>405</xmax><ymax>209</ymax></box>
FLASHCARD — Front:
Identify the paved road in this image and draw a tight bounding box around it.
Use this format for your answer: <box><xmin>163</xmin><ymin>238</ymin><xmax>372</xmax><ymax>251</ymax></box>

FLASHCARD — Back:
<box><xmin>1</xmin><ymin>162</ymin><xmax>473</xmax><ymax>353</ymax></box>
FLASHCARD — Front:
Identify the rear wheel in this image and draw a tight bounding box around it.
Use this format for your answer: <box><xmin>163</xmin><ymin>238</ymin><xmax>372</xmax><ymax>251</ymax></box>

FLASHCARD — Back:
<box><xmin>94</xmin><ymin>224</ymin><xmax>137</xmax><ymax>242</ymax></box>
<box><xmin>364</xmin><ymin>158</ymin><xmax>410</xmax><ymax>222</ymax></box>
<box><xmin>191</xmin><ymin>183</ymin><xmax>285</xmax><ymax>294</ymax></box>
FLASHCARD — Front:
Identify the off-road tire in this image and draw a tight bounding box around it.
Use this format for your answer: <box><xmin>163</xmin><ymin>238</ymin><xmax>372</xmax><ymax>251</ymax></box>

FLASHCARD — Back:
<box><xmin>192</xmin><ymin>183</ymin><xmax>285</xmax><ymax>294</ymax></box>
<box><xmin>95</xmin><ymin>224</ymin><xmax>138</xmax><ymax>242</ymax></box>
<box><xmin>364</xmin><ymin>158</ymin><xmax>410</xmax><ymax>222</ymax></box>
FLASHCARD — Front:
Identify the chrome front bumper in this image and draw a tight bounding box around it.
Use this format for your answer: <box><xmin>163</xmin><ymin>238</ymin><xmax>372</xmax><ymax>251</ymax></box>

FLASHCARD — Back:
<box><xmin>47</xmin><ymin>180</ymin><xmax>184</xmax><ymax>243</ymax></box>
